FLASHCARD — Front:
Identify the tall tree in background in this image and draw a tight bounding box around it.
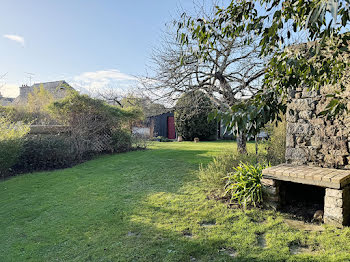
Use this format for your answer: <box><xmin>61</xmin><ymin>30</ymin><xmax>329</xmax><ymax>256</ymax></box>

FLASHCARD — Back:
<box><xmin>143</xmin><ymin>3</ymin><xmax>266</xmax><ymax>153</ymax></box>
<box><xmin>27</xmin><ymin>85</ymin><xmax>54</xmax><ymax>124</ymax></box>
<box><xmin>27</xmin><ymin>85</ymin><xmax>54</xmax><ymax>113</ymax></box>
<box><xmin>97</xmin><ymin>88</ymin><xmax>168</xmax><ymax>117</ymax></box>
<box><xmin>178</xmin><ymin>0</ymin><xmax>350</xmax><ymax>120</ymax></box>
<box><xmin>120</xmin><ymin>94</ymin><xmax>167</xmax><ymax>117</ymax></box>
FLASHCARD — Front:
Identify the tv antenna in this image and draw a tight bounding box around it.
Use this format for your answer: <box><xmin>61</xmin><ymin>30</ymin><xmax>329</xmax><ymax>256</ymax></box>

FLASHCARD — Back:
<box><xmin>24</xmin><ymin>72</ymin><xmax>35</xmax><ymax>86</ymax></box>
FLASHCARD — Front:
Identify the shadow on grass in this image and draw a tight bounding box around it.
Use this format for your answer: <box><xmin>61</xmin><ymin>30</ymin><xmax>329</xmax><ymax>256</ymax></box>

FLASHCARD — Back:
<box><xmin>123</xmin><ymin>184</ymin><xmax>313</xmax><ymax>262</ymax></box>
<box><xmin>0</xmin><ymin>144</ymin><xmax>323</xmax><ymax>261</ymax></box>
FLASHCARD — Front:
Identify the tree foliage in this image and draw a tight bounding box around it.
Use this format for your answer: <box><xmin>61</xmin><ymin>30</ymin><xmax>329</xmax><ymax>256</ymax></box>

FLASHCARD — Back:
<box><xmin>174</xmin><ymin>91</ymin><xmax>217</xmax><ymax>141</ymax></box>
<box><xmin>224</xmin><ymin>162</ymin><xmax>268</xmax><ymax>207</ymax></box>
<box><xmin>144</xmin><ymin>3</ymin><xmax>268</xmax><ymax>152</ymax></box>
<box><xmin>145</xmin><ymin>27</ymin><xmax>265</xmax><ymax>109</ymax></box>
<box><xmin>177</xmin><ymin>0</ymin><xmax>350</xmax><ymax>122</ymax></box>
<box><xmin>27</xmin><ymin>84</ymin><xmax>54</xmax><ymax>113</ymax></box>
<box><xmin>49</xmin><ymin>93</ymin><xmax>142</xmax><ymax>127</ymax></box>
<box><xmin>209</xmin><ymin>86</ymin><xmax>286</xmax><ymax>145</ymax></box>
<box><xmin>0</xmin><ymin>116</ymin><xmax>30</xmax><ymax>177</ymax></box>
<box><xmin>25</xmin><ymin>84</ymin><xmax>56</xmax><ymax>124</ymax></box>
<box><xmin>265</xmin><ymin>116</ymin><xmax>287</xmax><ymax>165</ymax></box>
<box><xmin>120</xmin><ymin>94</ymin><xmax>167</xmax><ymax>117</ymax></box>
<box><xmin>49</xmin><ymin>93</ymin><xmax>143</xmax><ymax>159</ymax></box>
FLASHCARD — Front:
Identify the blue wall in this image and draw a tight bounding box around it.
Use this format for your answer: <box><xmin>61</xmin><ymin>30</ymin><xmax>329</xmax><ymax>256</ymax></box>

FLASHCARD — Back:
<box><xmin>148</xmin><ymin>112</ymin><xmax>174</xmax><ymax>138</ymax></box>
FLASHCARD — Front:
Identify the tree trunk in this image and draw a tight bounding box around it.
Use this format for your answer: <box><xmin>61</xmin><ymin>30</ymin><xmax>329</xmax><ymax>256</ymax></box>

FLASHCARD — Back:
<box><xmin>237</xmin><ymin>132</ymin><xmax>247</xmax><ymax>154</ymax></box>
<box><xmin>255</xmin><ymin>134</ymin><xmax>258</xmax><ymax>155</ymax></box>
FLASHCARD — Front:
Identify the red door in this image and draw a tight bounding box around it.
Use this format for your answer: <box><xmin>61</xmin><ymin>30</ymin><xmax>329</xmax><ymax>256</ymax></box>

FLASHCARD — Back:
<box><xmin>167</xmin><ymin>116</ymin><xmax>176</xmax><ymax>139</ymax></box>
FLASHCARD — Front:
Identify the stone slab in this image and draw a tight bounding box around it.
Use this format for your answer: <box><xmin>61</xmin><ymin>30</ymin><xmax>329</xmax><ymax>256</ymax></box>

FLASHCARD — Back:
<box><xmin>262</xmin><ymin>164</ymin><xmax>350</xmax><ymax>189</ymax></box>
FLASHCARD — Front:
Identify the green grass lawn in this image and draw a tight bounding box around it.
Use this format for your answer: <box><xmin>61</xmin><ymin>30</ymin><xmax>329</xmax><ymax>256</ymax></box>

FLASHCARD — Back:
<box><xmin>1</xmin><ymin>141</ymin><xmax>350</xmax><ymax>261</ymax></box>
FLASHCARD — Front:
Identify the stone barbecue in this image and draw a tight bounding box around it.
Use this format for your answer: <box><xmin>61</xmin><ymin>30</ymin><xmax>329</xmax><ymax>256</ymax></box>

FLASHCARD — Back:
<box><xmin>262</xmin><ymin>85</ymin><xmax>350</xmax><ymax>227</ymax></box>
<box><xmin>263</xmin><ymin>164</ymin><xmax>350</xmax><ymax>189</ymax></box>
<box><xmin>262</xmin><ymin>165</ymin><xmax>350</xmax><ymax>226</ymax></box>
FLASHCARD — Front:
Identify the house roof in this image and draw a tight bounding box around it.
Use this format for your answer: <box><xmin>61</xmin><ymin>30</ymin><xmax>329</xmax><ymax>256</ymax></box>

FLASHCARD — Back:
<box><xmin>31</xmin><ymin>80</ymin><xmax>71</xmax><ymax>91</ymax></box>
<box><xmin>147</xmin><ymin>108</ymin><xmax>174</xmax><ymax>118</ymax></box>
<box><xmin>12</xmin><ymin>80</ymin><xmax>74</xmax><ymax>105</ymax></box>
<box><xmin>0</xmin><ymin>97</ymin><xmax>14</xmax><ymax>106</ymax></box>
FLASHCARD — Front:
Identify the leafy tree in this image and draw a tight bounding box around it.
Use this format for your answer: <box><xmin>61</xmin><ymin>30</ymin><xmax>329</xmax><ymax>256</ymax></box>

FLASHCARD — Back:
<box><xmin>210</xmin><ymin>85</ymin><xmax>285</xmax><ymax>154</ymax></box>
<box><xmin>49</xmin><ymin>93</ymin><xmax>142</xmax><ymax>126</ymax></box>
<box><xmin>175</xmin><ymin>91</ymin><xmax>217</xmax><ymax>141</ymax></box>
<box><xmin>143</xmin><ymin>3</ymin><xmax>267</xmax><ymax>152</ymax></box>
<box><xmin>177</xmin><ymin>0</ymin><xmax>350</xmax><ymax>130</ymax></box>
<box><xmin>49</xmin><ymin>93</ymin><xmax>142</xmax><ymax>159</ymax></box>
<box><xmin>26</xmin><ymin>84</ymin><xmax>56</xmax><ymax>124</ymax></box>
<box><xmin>27</xmin><ymin>84</ymin><xmax>54</xmax><ymax>113</ymax></box>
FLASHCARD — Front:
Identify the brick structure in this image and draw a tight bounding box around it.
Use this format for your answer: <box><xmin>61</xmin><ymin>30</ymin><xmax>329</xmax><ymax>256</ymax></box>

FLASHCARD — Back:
<box><xmin>324</xmin><ymin>187</ymin><xmax>350</xmax><ymax>225</ymax></box>
<box><xmin>261</xmin><ymin>83</ymin><xmax>350</xmax><ymax>227</ymax></box>
<box><xmin>263</xmin><ymin>161</ymin><xmax>350</xmax><ymax>227</ymax></box>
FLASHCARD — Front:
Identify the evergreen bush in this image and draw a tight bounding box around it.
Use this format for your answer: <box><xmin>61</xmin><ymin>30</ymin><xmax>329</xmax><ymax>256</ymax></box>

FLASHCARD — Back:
<box><xmin>14</xmin><ymin>135</ymin><xmax>76</xmax><ymax>173</ymax></box>
<box><xmin>0</xmin><ymin>116</ymin><xmax>30</xmax><ymax>177</ymax></box>
<box><xmin>111</xmin><ymin>129</ymin><xmax>132</xmax><ymax>152</ymax></box>
<box><xmin>174</xmin><ymin>91</ymin><xmax>217</xmax><ymax>141</ymax></box>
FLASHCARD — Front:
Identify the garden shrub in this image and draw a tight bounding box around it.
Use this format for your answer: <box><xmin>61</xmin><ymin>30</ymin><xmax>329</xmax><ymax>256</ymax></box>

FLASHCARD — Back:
<box><xmin>49</xmin><ymin>93</ymin><xmax>143</xmax><ymax>159</ymax></box>
<box><xmin>111</xmin><ymin>129</ymin><xmax>132</xmax><ymax>152</ymax></box>
<box><xmin>198</xmin><ymin>151</ymin><xmax>265</xmax><ymax>193</ymax></box>
<box><xmin>224</xmin><ymin>162</ymin><xmax>269</xmax><ymax>207</ymax></box>
<box><xmin>14</xmin><ymin>135</ymin><xmax>76</xmax><ymax>173</ymax></box>
<box><xmin>132</xmin><ymin>133</ymin><xmax>149</xmax><ymax>150</ymax></box>
<box><xmin>157</xmin><ymin>136</ymin><xmax>173</xmax><ymax>142</ymax></box>
<box><xmin>0</xmin><ymin>116</ymin><xmax>30</xmax><ymax>177</ymax></box>
<box><xmin>27</xmin><ymin>85</ymin><xmax>56</xmax><ymax>124</ymax></box>
<box><xmin>0</xmin><ymin>106</ymin><xmax>36</xmax><ymax>124</ymax></box>
<box><xmin>265</xmin><ymin>117</ymin><xmax>286</xmax><ymax>165</ymax></box>
<box><xmin>150</xmin><ymin>136</ymin><xmax>172</xmax><ymax>142</ymax></box>
<box><xmin>174</xmin><ymin>91</ymin><xmax>217</xmax><ymax>141</ymax></box>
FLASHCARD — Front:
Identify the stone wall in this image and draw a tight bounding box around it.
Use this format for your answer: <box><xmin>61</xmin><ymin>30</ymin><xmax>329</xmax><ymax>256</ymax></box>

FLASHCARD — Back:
<box><xmin>324</xmin><ymin>186</ymin><xmax>350</xmax><ymax>226</ymax></box>
<box><xmin>285</xmin><ymin>87</ymin><xmax>350</xmax><ymax>169</ymax></box>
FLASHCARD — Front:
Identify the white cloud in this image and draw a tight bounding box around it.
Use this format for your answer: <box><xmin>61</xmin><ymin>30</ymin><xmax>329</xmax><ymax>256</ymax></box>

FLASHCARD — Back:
<box><xmin>0</xmin><ymin>84</ymin><xmax>19</xmax><ymax>98</ymax></box>
<box><xmin>3</xmin><ymin>34</ymin><xmax>25</xmax><ymax>46</ymax></box>
<box><xmin>69</xmin><ymin>69</ymin><xmax>138</xmax><ymax>96</ymax></box>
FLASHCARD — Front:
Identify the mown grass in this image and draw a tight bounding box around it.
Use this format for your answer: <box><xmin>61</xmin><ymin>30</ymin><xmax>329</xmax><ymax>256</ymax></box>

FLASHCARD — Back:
<box><xmin>1</xmin><ymin>141</ymin><xmax>350</xmax><ymax>261</ymax></box>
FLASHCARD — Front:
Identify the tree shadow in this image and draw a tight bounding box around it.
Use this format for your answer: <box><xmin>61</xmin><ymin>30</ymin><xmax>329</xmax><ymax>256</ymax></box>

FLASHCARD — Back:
<box><xmin>0</xmin><ymin>144</ymin><xmax>323</xmax><ymax>261</ymax></box>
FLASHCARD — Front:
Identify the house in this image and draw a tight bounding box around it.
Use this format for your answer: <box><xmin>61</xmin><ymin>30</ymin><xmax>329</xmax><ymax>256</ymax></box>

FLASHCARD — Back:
<box><xmin>12</xmin><ymin>80</ymin><xmax>74</xmax><ymax>106</ymax></box>
<box><xmin>0</xmin><ymin>92</ymin><xmax>14</xmax><ymax>106</ymax></box>
<box><xmin>147</xmin><ymin>110</ymin><xmax>176</xmax><ymax>139</ymax></box>
<box><xmin>145</xmin><ymin>110</ymin><xmax>268</xmax><ymax>141</ymax></box>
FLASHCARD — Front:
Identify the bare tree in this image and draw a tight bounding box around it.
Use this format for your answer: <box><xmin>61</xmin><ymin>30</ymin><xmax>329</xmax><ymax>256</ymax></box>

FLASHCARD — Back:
<box><xmin>97</xmin><ymin>86</ymin><xmax>169</xmax><ymax>118</ymax></box>
<box><xmin>0</xmin><ymin>73</ymin><xmax>8</xmax><ymax>98</ymax></box>
<box><xmin>97</xmin><ymin>87</ymin><xmax>124</xmax><ymax>107</ymax></box>
<box><xmin>141</xmin><ymin>4</ymin><xmax>266</xmax><ymax>153</ymax></box>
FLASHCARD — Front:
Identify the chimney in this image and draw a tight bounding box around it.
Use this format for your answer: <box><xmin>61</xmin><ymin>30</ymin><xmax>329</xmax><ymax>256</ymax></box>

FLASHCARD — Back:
<box><xmin>19</xmin><ymin>84</ymin><xmax>30</xmax><ymax>96</ymax></box>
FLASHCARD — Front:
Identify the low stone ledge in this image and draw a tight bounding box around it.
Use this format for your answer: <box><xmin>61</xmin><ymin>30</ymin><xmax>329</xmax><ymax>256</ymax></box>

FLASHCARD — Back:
<box><xmin>323</xmin><ymin>187</ymin><xmax>350</xmax><ymax>226</ymax></box>
<box><xmin>263</xmin><ymin>165</ymin><xmax>350</xmax><ymax>226</ymax></box>
<box><xmin>262</xmin><ymin>164</ymin><xmax>350</xmax><ymax>189</ymax></box>
<box><xmin>262</xmin><ymin>178</ymin><xmax>280</xmax><ymax>210</ymax></box>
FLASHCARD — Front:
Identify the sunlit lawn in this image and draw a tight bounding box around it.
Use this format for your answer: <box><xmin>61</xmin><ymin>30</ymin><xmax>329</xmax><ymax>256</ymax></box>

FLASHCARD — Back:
<box><xmin>1</xmin><ymin>141</ymin><xmax>350</xmax><ymax>261</ymax></box>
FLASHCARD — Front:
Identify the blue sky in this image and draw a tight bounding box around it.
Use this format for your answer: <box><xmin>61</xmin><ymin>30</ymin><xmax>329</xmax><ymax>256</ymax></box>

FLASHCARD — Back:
<box><xmin>0</xmin><ymin>0</ymin><xmax>204</xmax><ymax>97</ymax></box>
